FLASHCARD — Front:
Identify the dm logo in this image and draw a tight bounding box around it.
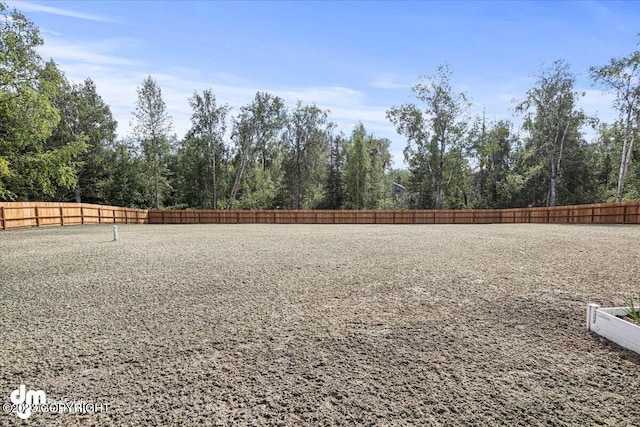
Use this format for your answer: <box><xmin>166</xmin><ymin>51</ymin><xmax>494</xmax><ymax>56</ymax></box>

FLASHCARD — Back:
<box><xmin>10</xmin><ymin>384</ymin><xmax>46</xmax><ymax>419</ymax></box>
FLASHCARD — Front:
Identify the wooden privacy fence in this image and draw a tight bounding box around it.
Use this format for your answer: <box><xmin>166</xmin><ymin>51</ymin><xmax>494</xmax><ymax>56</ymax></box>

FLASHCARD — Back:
<box><xmin>0</xmin><ymin>202</ymin><xmax>148</xmax><ymax>230</ymax></box>
<box><xmin>147</xmin><ymin>201</ymin><xmax>640</xmax><ymax>225</ymax></box>
<box><xmin>1</xmin><ymin>201</ymin><xmax>639</xmax><ymax>230</ymax></box>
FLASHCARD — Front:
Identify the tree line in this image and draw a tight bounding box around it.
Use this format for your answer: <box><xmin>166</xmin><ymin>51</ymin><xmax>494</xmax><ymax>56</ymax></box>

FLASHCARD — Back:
<box><xmin>1</xmin><ymin>3</ymin><xmax>639</xmax><ymax>210</ymax></box>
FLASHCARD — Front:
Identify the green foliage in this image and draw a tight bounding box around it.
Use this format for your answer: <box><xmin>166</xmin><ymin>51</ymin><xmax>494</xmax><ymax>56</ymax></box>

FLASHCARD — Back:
<box><xmin>179</xmin><ymin>89</ymin><xmax>230</xmax><ymax>209</ymax></box>
<box><xmin>49</xmin><ymin>78</ymin><xmax>117</xmax><ymax>203</ymax></box>
<box><xmin>3</xmin><ymin>0</ymin><xmax>640</xmax><ymax>210</ymax></box>
<box><xmin>99</xmin><ymin>139</ymin><xmax>150</xmax><ymax>208</ymax></box>
<box><xmin>321</xmin><ymin>133</ymin><xmax>346</xmax><ymax>209</ymax></box>
<box><xmin>132</xmin><ymin>75</ymin><xmax>174</xmax><ymax>208</ymax></box>
<box><xmin>0</xmin><ymin>6</ymin><xmax>87</xmax><ymax>201</ymax></box>
<box><xmin>469</xmin><ymin>119</ymin><xmax>516</xmax><ymax>208</ymax></box>
<box><xmin>343</xmin><ymin>123</ymin><xmax>370</xmax><ymax>209</ymax></box>
<box><xmin>226</xmin><ymin>92</ymin><xmax>286</xmax><ymax>209</ymax></box>
<box><xmin>623</xmin><ymin>294</ymin><xmax>640</xmax><ymax>325</ymax></box>
<box><xmin>281</xmin><ymin>101</ymin><xmax>332</xmax><ymax>209</ymax></box>
<box><xmin>388</xmin><ymin>64</ymin><xmax>470</xmax><ymax>209</ymax></box>
<box><xmin>342</xmin><ymin>123</ymin><xmax>393</xmax><ymax>209</ymax></box>
<box><xmin>515</xmin><ymin>60</ymin><xmax>587</xmax><ymax>207</ymax></box>
<box><xmin>591</xmin><ymin>46</ymin><xmax>640</xmax><ymax>202</ymax></box>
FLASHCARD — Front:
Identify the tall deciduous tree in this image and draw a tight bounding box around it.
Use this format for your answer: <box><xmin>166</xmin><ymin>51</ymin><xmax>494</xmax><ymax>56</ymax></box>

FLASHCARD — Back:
<box><xmin>186</xmin><ymin>89</ymin><xmax>229</xmax><ymax>209</ymax></box>
<box><xmin>343</xmin><ymin>123</ymin><xmax>370</xmax><ymax>209</ymax></box>
<box><xmin>471</xmin><ymin>118</ymin><xmax>517</xmax><ymax>208</ymax></box>
<box><xmin>100</xmin><ymin>138</ymin><xmax>149</xmax><ymax>208</ymax></box>
<box><xmin>387</xmin><ymin>64</ymin><xmax>469</xmax><ymax>208</ymax></box>
<box><xmin>49</xmin><ymin>78</ymin><xmax>117</xmax><ymax>203</ymax></box>
<box><xmin>226</xmin><ymin>92</ymin><xmax>286</xmax><ymax>209</ymax></box>
<box><xmin>281</xmin><ymin>101</ymin><xmax>331</xmax><ymax>209</ymax></box>
<box><xmin>0</xmin><ymin>4</ymin><xmax>86</xmax><ymax>200</ymax></box>
<box><xmin>132</xmin><ymin>75</ymin><xmax>174</xmax><ymax>209</ymax></box>
<box><xmin>365</xmin><ymin>136</ymin><xmax>392</xmax><ymax>208</ymax></box>
<box><xmin>591</xmin><ymin>46</ymin><xmax>640</xmax><ymax>202</ymax></box>
<box><xmin>516</xmin><ymin>60</ymin><xmax>586</xmax><ymax>207</ymax></box>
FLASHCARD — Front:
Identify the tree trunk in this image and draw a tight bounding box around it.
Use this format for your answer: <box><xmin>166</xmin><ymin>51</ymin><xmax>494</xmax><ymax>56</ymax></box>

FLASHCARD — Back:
<box><xmin>434</xmin><ymin>137</ymin><xmax>445</xmax><ymax>209</ymax></box>
<box><xmin>616</xmin><ymin>113</ymin><xmax>635</xmax><ymax>202</ymax></box>
<box><xmin>211</xmin><ymin>142</ymin><xmax>217</xmax><ymax>210</ymax></box>
<box><xmin>154</xmin><ymin>154</ymin><xmax>160</xmax><ymax>209</ymax></box>
<box><xmin>549</xmin><ymin>149</ymin><xmax>557</xmax><ymax>207</ymax></box>
<box><xmin>293</xmin><ymin>141</ymin><xmax>301</xmax><ymax>209</ymax></box>
<box><xmin>227</xmin><ymin>150</ymin><xmax>248</xmax><ymax>209</ymax></box>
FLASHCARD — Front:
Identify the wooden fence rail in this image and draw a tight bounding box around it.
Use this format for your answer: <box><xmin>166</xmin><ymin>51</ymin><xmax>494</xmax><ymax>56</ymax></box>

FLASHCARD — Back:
<box><xmin>0</xmin><ymin>202</ymin><xmax>148</xmax><ymax>230</ymax></box>
<box><xmin>146</xmin><ymin>201</ymin><xmax>640</xmax><ymax>225</ymax></box>
<box><xmin>1</xmin><ymin>201</ymin><xmax>639</xmax><ymax>230</ymax></box>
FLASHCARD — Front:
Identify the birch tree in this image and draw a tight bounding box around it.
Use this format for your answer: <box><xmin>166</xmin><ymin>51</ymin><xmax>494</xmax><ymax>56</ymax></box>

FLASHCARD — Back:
<box><xmin>132</xmin><ymin>76</ymin><xmax>174</xmax><ymax>209</ymax></box>
<box><xmin>591</xmin><ymin>47</ymin><xmax>640</xmax><ymax>202</ymax></box>
<box><xmin>387</xmin><ymin>64</ymin><xmax>469</xmax><ymax>209</ymax></box>
<box><xmin>186</xmin><ymin>89</ymin><xmax>229</xmax><ymax>209</ymax></box>
<box><xmin>516</xmin><ymin>60</ymin><xmax>585</xmax><ymax>207</ymax></box>
<box><xmin>281</xmin><ymin>101</ymin><xmax>331</xmax><ymax>209</ymax></box>
<box><xmin>226</xmin><ymin>92</ymin><xmax>286</xmax><ymax>209</ymax></box>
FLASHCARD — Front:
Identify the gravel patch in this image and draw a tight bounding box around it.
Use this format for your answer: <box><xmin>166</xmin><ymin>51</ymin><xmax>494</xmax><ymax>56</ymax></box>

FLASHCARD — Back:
<box><xmin>1</xmin><ymin>224</ymin><xmax>640</xmax><ymax>426</ymax></box>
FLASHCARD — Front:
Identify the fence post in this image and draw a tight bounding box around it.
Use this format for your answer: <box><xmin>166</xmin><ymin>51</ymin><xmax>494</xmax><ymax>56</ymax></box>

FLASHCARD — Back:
<box><xmin>0</xmin><ymin>206</ymin><xmax>3</xmax><ymax>230</ymax></box>
<box><xmin>80</xmin><ymin>206</ymin><xmax>84</xmax><ymax>224</ymax></box>
<box><xmin>34</xmin><ymin>206</ymin><xmax>40</xmax><ymax>227</ymax></box>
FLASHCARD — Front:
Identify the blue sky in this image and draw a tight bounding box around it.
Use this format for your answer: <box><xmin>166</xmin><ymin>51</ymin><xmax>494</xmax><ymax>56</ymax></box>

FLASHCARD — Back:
<box><xmin>8</xmin><ymin>0</ymin><xmax>640</xmax><ymax>167</ymax></box>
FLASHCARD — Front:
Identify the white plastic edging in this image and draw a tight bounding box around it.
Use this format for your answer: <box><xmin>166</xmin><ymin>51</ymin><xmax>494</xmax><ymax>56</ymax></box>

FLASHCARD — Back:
<box><xmin>587</xmin><ymin>303</ymin><xmax>640</xmax><ymax>355</ymax></box>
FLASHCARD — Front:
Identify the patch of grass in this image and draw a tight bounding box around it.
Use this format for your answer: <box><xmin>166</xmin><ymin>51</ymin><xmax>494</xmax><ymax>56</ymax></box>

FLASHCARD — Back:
<box><xmin>623</xmin><ymin>294</ymin><xmax>640</xmax><ymax>325</ymax></box>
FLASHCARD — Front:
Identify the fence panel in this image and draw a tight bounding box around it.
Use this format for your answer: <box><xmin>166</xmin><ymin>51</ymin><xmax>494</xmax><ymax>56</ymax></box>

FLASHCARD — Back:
<box><xmin>315</xmin><ymin>211</ymin><xmax>335</xmax><ymax>224</ymax></box>
<box><xmin>256</xmin><ymin>211</ymin><xmax>276</xmax><ymax>224</ymax></box>
<box><xmin>334</xmin><ymin>210</ymin><xmax>356</xmax><ymax>224</ymax></box>
<box><xmin>2</xmin><ymin>201</ymin><xmax>640</xmax><ymax>230</ymax></box>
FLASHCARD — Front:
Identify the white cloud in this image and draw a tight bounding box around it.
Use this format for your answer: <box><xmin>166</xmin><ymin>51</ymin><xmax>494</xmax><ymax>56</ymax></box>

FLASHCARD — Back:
<box><xmin>276</xmin><ymin>86</ymin><xmax>366</xmax><ymax>106</ymax></box>
<box><xmin>34</xmin><ymin>30</ymin><xmax>410</xmax><ymax>166</ymax></box>
<box><xmin>10</xmin><ymin>1</ymin><xmax>117</xmax><ymax>23</ymax></box>
<box><xmin>37</xmin><ymin>38</ymin><xmax>141</xmax><ymax>66</ymax></box>
<box><xmin>370</xmin><ymin>74</ymin><xmax>411</xmax><ymax>90</ymax></box>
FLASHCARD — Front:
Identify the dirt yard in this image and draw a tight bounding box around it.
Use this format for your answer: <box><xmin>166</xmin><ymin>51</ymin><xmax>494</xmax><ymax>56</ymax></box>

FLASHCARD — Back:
<box><xmin>1</xmin><ymin>224</ymin><xmax>639</xmax><ymax>426</ymax></box>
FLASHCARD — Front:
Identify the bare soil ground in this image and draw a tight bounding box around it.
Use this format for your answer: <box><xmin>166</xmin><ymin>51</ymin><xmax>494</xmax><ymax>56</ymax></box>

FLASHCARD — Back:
<box><xmin>1</xmin><ymin>224</ymin><xmax>640</xmax><ymax>426</ymax></box>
